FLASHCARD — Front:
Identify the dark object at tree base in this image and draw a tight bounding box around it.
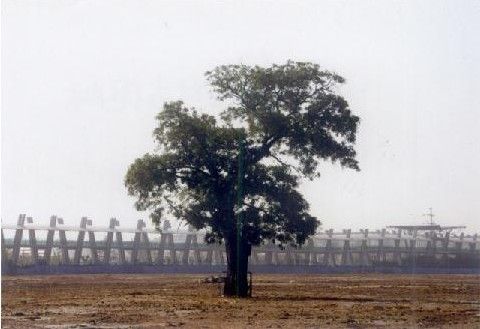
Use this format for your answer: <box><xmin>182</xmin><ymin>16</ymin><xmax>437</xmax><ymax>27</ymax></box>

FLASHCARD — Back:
<box><xmin>202</xmin><ymin>275</ymin><xmax>225</xmax><ymax>284</ymax></box>
<box><xmin>220</xmin><ymin>271</ymin><xmax>252</xmax><ymax>298</ymax></box>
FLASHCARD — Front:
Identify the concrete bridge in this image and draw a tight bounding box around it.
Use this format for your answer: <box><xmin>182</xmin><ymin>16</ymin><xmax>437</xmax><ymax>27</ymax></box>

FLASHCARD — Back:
<box><xmin>2</xmin><ymin>214</ymin><xmax>479</xmax><ymax>273</ymax></box>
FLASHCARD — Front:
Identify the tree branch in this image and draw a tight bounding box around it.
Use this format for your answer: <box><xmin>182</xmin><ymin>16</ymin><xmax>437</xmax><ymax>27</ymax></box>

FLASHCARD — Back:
<box><xmin>249</xmin><ymin>134</ymin><xmax>282</xmax><ymax>164</ymax></box>
<box><xmin>163</xmin><ymin>195</ymin><xmax>183</xmax><ymax>218</ymax></box>
<box><xmin>269</xmin><ymin>154</ymin><xmax>303</xmax><ymax>175</ymax></box>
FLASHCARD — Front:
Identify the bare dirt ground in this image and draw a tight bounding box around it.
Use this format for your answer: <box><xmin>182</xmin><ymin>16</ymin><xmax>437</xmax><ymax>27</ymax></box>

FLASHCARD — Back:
<box><xmin>1</xmin><ymin>273</ymin><xmax>479</xmax><ymax>328</ymax></box>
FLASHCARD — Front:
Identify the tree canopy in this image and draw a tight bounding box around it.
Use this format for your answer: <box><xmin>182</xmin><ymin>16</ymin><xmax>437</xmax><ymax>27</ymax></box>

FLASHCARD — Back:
<box><xmin>125</xmin><ymin>61</ymin><xmax>360</xmax><ymax>296</ymax></box>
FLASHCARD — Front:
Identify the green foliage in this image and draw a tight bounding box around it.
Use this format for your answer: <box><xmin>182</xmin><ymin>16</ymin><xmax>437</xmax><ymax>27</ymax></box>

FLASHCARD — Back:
<box><xmin>125</xmin><ymin>61</ymin><xmax>360</xmax><ymax>248</ymax></box>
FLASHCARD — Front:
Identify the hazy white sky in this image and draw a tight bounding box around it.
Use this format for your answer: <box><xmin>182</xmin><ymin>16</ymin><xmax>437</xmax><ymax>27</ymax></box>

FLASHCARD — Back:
<box><xmin>2</xmin><ymin>0</ymin><xmax>479</xmax><ymax>232</ymax></box>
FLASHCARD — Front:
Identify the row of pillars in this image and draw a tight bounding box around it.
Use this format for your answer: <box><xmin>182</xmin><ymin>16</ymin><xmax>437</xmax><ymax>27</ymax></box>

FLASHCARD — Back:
<box><xmin>251</xmin><ymin>229</ymin><xmax>379</xmax><ymax>266</ymax></box>
<box><xmin>2</xmin><ymin>216</ymin><xmax>478</xmax><ymax>267</ymax></box>
<box><xmin>2</xmin><ymin>215</ymin><xmax>225</xmax><ymax>266</ymax></box>
<box><xmin>250</xmin><ymin>228</ymin><xmax>478</xmax><ymax>266</ymax></box>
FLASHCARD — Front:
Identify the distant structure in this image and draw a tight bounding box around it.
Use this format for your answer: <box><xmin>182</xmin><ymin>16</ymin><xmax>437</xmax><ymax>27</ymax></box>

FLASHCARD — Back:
<box><xmin>2</xmin><ymin>213</ymin><xmax>479</xmax><ymax>275</ymax></box>
<box><xmin>387</xmin><ymin>208</ymin><xmax>466</xmax><ymax>234</ymax></box>
<box><xmin>424</xmin><ymin>207</ymin><xmax>436</xmax><ymax>225</ymax></box>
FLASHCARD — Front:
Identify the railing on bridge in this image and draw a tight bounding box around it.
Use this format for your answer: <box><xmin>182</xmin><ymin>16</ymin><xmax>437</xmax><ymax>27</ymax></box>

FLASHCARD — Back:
<box><xmin>2</xmin><ymin>214</ymin><xmax>479</xmax><ymax>268</ymax></box>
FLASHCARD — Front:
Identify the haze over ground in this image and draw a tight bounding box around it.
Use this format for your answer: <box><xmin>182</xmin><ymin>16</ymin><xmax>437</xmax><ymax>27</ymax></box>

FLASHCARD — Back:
<box><xmin>2</xmin><ymin>1</ymin><xmax>479</xmax><ymax>233</ymax></box>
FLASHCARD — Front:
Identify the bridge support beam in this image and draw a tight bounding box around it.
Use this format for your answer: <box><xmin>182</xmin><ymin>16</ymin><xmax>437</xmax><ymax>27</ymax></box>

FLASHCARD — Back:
<box><xmin>323</xmin><ymin>229</ymin><xmax>336</xmax><ymax>266</ymax></box>
<box><xmin>44</xmin><ymin>216</ymin><xmax>57</xmax><ymax>265</ymax></box>
<box><xmin>27</xmin><ymin>217</ymin><xmax>39</xmax><ymax>265</ymax></box>
<box><xmin>341</xmin><ymin>229</ymin><xmax>353</xmax><ymax>266</ymax></box>
<box><xmin>393</xmin><ymin>229</ymin><xmax>402</xmax><ymax>266</ymax></box>
<box><xmin>12</xmin><ymin>214</ymin><xmax>26</xmax><ymax>266</ymax></box>
<box><xmin>360</xmin><ymin>229</ymin><xmax>370</xmax><ymax>266</ymax></box>
<box><xmin>157</xmin><ymin>233</ymin><xmax>176</xmax><ymax>264</ymax></box>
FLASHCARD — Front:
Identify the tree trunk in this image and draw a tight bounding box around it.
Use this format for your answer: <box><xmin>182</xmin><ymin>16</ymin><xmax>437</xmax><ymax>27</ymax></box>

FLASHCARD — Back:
<box><xmin>223</xmin><ymin>238</ymin><xmax>251</xmax><ymax>297</ymax></box>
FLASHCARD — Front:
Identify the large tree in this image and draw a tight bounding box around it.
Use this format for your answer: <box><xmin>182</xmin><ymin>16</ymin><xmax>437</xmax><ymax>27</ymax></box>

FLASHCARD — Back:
<box><xmin>125</xmin><ymin>61</ymin><xmax>360</xmax><ymax>297</ymax></box>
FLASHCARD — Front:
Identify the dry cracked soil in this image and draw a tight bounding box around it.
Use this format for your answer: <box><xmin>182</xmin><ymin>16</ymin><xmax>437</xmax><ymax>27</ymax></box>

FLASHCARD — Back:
<box><xmin>1</xmin><ymin>274</ymin><xmax>480</xmax><ymax>328</ymax></box>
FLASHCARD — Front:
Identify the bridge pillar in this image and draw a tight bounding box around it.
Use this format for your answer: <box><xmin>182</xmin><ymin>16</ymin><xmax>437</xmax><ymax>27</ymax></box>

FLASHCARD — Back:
<box><xmin>456</xmin><ymin>233</ymin><xmax>464</xmax><ymax>251</ymax></box>
<box><xmin>87</xmin><ymin>226</ymin><xmax>99</xmax><ymax>265</ymax></box>
<box><xmin>104</xmin><ymin>218</ymin><xmax>119</xmax><ymax>264</ymax></box>
<box><xmin>214</xmin><ymin>246</ymin><xmax>224</xmax><ymax>265</ymax></box>
<box><xmin>454</xmin><ymin>233</ymin><xmax>464</xmax><ymax>261</ymax></box>
<box><xmin>191</xmin><ymin>234</ymin><xmax>202</xmax><ymax>264</ymax></box>
<box><xmin>116</xmin><ymin>229</ymin><xmax>126</xmax><ymax>265</ymax></box>
<box><xmin>264</xmin><ymin>241</ymin><xmax>274</xmax><ymax>265</ymax></box>
<box><xmin>73</xmin><ymin>217</ymin><xmax>88</xmax><ymax>264</ymax></box>
<box><xmin>304</xmin><ymin>238</ymin><xmax>314</xmax><ymax>265</ymax></box>
<box><xmin>157</xmin><ymin>233</ymin><xmax>176</xmax><ymax>264</ymax></box>
<box><xmin>132</xmin><ymin>219</ymin><xmax>150</xmax><ymax>264</ymax></box>
<box><xmin>1</xmin><ymin>230</ymin><xmax>8</xmax><ymax>264</ymax></box>
<box><xmin>442</xmin><ymin>231</ymin><xmax>450</xmax><ymax>261</ymax></box>
<box><xmin>408</xmin><ymin>229</ymin><xmax>418</xmax><ymax>264</ymax></box>
<box><xmin>294</xmin><ymin>247</ymin><xmax>302</xmax><ymax>265</ymax></box>
<box><xmin>376</xmin><ymin>229</ymin><xmax>386</xmax><ymax>263</ymax></box>
<box><xmin>218</xmin><ymin>248</ymin><xmax>226</xmax><ymax>265</ymax></box>
<box><xmin>323</xmin><ymin>229</ymin><xmax>336</xmax><ymax>266</ymax></box>
<box><xmin>430</xmin><ymin>231</ymin><xmax>438</xmax><ymax>260</ymax></box>
<box><xmin>12</xmin><ymin>214</ymin><xmax>26</xmax><ymax>266</ymax></box>
<box><xmin>469</xmin><ymin>234</ymin><xmax>477</xmax><ymax>254</ymax></box>
<box><xmin>156</xmin><ymin>233</ymin><xmax>166</xmax><ymax>264</ymax></box>
<box><xmin>341</xmin><ymin>229</ymin><xmax>353</xmax><ymax>266</ymax></box>
<box><xmin>182</xmin><ymin>234</ymin><xmax>193</xmax><ymax>264</ymax></box>
<box><xmin>309</xmin><ymin>238</ymin><xmax>318</xmax><ymax>265</ymax></box>
<box><xmin>44</xmin><ymin>216</ymin><xmax>57</xmax><ymax>264</ymax></box>
<box><xmin>57</xmin><ymin>218</ymin><xmax>70</xmax><ymax>264</ymax></box>
<box><xmin>393</xmin><ymin>229</ymin><xmax>402</xmax><ymax>266</ymax></box>
<box><xmin>142</xmin><ymin>223</ymin><xmax>153</xmax><ymax>265</ymax></box>
<box><xmin>426</xmin><ymin>231</ymin><xmax>437</xmax><ymax>259</ymax></box>
<box><xmin>205</xmin><ymin>245</ymin><xmax>213</xmax><ymax>265</ymax></box>
<box><xmin>251</xmin><ymin>247</ymin><xmax>260</xmax><ymax>265</ymax></box>
<box><xmin>205</xmin><ymin>242</ymin><xmax>224</xmax><ymax>265</ymax></box>
<box><xmin>273</xmin><ymin>245</ymin><xmax>280</xmax><ymax>265</ymax></box>
<box><xmin>285</xmin><ymin>245</ymin><xmax>294</xmax><ymax>265</ymax></box>
<box><xmin>27</xmin><ymin>217</ymin><xmax>39</xmax><ymax>265</ymax></box>
<box><xmin>360</xmin><ymin>229</ymin><xmax>370</xmax><ymax>266</ymax></box>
